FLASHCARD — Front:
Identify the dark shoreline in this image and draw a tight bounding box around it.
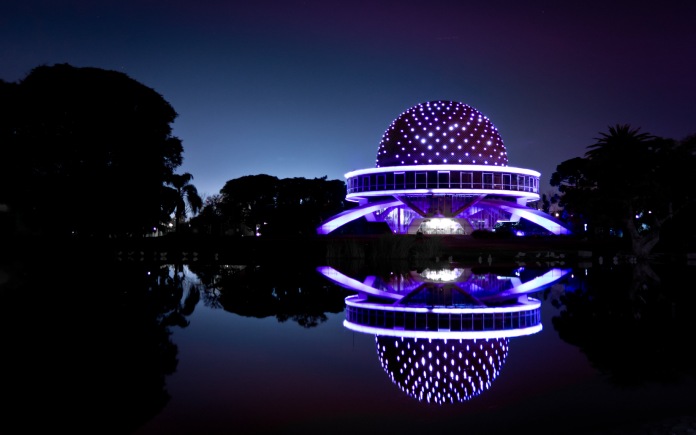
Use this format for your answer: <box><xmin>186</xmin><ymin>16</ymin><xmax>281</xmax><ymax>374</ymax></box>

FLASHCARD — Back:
<box><xmin>2</xmin><ymin>232</ymin><xmax>673</xmax><ymax>267</ymax></box>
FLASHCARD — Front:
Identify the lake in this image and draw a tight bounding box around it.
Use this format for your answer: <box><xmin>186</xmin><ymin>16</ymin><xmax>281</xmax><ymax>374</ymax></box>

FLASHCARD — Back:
<box><xmin>3</xmin><ymin>252</ymin><xmax>696</xmax><ymax>434</ymax></box>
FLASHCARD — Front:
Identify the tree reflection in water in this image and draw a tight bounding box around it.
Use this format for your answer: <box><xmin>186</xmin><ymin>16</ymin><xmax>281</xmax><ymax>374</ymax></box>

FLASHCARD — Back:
<box><xmin>6</xmin><ymin>252</ymin><xmax>695</xmax><ymax>433</ymax></box>
<box><xmin>552</xmin><ymin>261</ymin><xmax>696</xmax><ymax>386</ymax></box>
<box><xmin>2</xmin><ymin>258</ymin><xmax>198</xmax><ymax>434</ymax></box>
<box><xmin>189</xmin><ymin>262</ymin><xmax>352</xmax><ymax>328</ymax></box>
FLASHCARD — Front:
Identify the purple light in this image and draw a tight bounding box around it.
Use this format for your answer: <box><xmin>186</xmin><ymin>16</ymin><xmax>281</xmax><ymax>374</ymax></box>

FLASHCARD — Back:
<box><xmin>316</xmin><ymin>199</ymin><xmax>402</xmax><ymax>234</ymax></box>
<box><xmin>345</xmin><ymin>164</ymin><xmax>541</xmax><ymax>178</ymax></box>
<box><xmin>481</xmin><ymin>198</ymin><xmax>573</xmax><ymax>235</ymax></box>
<box><xmin>376</xmin><ymin>336</ymin><xmax>509</xmax><ymax>404</ymax></box>
<box><xmin>315</xmin><ymin>266</ymin><xmax>401</xmax><ymax>300</ymax></box>
<box><xmin>343</xmin><ymin>320</ymin><xmax>542</xmax><ymax>340</ymax></box>
<box><xmin>316</xmin><ymin>101</ymin><xmax>573</xmax><ymax>236</ymax></box>
<box><xmin>318</xmin><ymin>265</ymin><xmax>550</xmax><ymax>339</ymax></box>
<box><xmin>345</xmin><ymin>294</ymin><xmax>542</xmax><ymax>315</ymax></box>
<box><xmin>318</xmin><ymin>266</ymin><xmax>570</xmax><ymax>304</ymax></box>
<box><xmin>377</xmin><ymin>101</ymin><xmax>508</xmax><ymax>168</ymax></box>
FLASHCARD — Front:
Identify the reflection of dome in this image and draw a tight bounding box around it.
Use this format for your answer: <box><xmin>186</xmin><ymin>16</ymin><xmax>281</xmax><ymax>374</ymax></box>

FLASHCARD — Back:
<box><xmin>376</xmin><ymin>336</ymin><xmax>508</xmax><ymax>404</ymax></box>
<box><xmin>316</xmin><ymin>265</ymin><xmax>571</xmax><ymax>404</ymax></box>
<box><xmin>376</xmin><ymin>101</ymin><xmax>508</xmax><ymax>168</ymax></box>
<box><xmin>417</xmin><ymin>267</ymin><xmax>467</xmax><ymax>282</ymax></box>
<box><xmin>318</xmin><ymin>264</ymin><xmax>572</xmax><ymax>309</ymax></box>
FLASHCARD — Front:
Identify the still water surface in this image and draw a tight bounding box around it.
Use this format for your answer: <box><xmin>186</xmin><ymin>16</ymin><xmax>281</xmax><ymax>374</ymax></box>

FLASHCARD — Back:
<box><xmin>4</xmin><ymin>257</ymin><xmax>696</xmax><ymax>434</ymax></box>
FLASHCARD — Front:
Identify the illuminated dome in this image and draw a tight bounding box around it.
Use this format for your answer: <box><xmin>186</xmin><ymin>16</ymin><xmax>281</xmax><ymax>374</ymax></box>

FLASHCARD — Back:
<box><xmin>376</xmin><ymin>337</ymin><xmax>509</xmax><ymax>404</ymax></box>
<box><xmin>316</xmin><ymin>100</ymin><xmax>572</xmax><ymax>236</ymax></box>
<box><xmin>376</xmin><ymin>100</ymin><xmax>508</xmax><ymax>168</ymax></box>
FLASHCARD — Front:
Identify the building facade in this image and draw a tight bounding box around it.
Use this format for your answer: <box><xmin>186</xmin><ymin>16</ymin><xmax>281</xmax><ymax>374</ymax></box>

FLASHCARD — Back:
<box><xmin>317</xmin><ymin>100</ymin><xmax>571</xmax><ymax>236</ymax></box>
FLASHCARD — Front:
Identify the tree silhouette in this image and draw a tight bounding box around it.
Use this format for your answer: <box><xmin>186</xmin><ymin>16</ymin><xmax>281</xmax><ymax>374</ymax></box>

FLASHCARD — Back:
<box><xmin>165</xmin><ymin>172</ymin><xmax>203</xmax><ymax>233</ymax></box>
<box><xmin>188</xmin><ymin>261</ymin><xmax>350</xmax><ymax>328</ymax></box>
<box><xmin>189</xmin><ymin>194</ymin><xmax>225</xmax><ymax>235</ymax></box>
<box><xmin>551</xmin><ymin>124</ymin><xmax>696</xmax><ymax>258</ymax></box>
<box><xmin>214</xmin><ymin>174</ymin><xmax>348</xmax><ymax>236</ymax></box>
<box><xmin>0</xmin><ymin>63</ymin><xmax>185</xmax><ymax>237</ymax></box>
<box><xmin>220</xmin><ymin>174</ymin><xmax>279</xmax><ymax>235</ymax></box>
<box><xmin>3</xmin><ymin>255</ymin><xmax>191</xmax><ymax>433</ymax></box>
<box><xmin>551</xmin><ymin>262</ymin><xmax>696</xmax><ymax>387</ymax></box>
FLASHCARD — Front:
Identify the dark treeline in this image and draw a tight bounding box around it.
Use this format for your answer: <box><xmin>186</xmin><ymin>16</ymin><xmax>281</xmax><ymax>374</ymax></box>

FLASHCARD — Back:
<box><xmin>189</xmin><ymin>174</ymin><xmax>350</xmax><ymax>237</ymax></box>
<box><xmin>0</xmin><ymin>63</ymin><xmax>189</xmax><ymax>238</ymax></box>
<box><xmin>0</xmin><ymin>63</ymin><xmax>348</xmax><ymax>242</ymax></box>
<box><xmin>2</xmin><ymin>63</ymin><xmax>696</xmax><ymax>261</ymax></box>
<box><xmin>551</xmin><ymin>125</ymin><xmax>696</xmax><ymax>259</ymax></box>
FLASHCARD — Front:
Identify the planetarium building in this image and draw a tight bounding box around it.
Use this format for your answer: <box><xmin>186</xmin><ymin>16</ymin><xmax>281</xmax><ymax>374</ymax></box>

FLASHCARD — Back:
<box><xmin>316</xmin><ymin>100</ymin><xmax>571</xmax><ymax>236</ymax></box>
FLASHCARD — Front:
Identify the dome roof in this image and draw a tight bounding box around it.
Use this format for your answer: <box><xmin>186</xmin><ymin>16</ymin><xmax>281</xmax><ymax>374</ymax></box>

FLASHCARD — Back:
<box><xmin>376</xmin><ymin>100</ymin><xmax>508</xmax><ymax>167</ymax></box>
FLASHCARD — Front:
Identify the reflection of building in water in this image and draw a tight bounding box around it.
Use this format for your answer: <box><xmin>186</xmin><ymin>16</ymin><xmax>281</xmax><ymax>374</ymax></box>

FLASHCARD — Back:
<box><xmin>377</xmin><ymin>336</ymin><xmax>507</xmax><ymax>404</ymax></box>
<box><xmin>316</xmin><ymin>100</ymin><xmax>571</xmax><ymax>236</ymax></box>
<box><xmin>317</xmin><ymin>264</ymin><xmax>570</xmax><ymax>404</ymax></box>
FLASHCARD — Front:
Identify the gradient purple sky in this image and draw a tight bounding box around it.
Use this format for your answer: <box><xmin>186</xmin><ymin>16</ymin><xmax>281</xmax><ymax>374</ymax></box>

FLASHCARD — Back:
<box><xmin>2</xmin><ymin>1</ymin><xmax>695</xmax><ymax>198</ymax></box>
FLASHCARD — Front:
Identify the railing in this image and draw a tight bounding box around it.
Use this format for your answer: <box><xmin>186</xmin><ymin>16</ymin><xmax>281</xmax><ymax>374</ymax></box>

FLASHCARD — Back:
<box><xmin>345</xmin><ymin>304</ymin><xmax>541</xmax><ymax>332</ymax></box>
<box><xmin>345</xmin><ymin>167</ymin><xmax>539</xmax><ymax>195</ymax></box>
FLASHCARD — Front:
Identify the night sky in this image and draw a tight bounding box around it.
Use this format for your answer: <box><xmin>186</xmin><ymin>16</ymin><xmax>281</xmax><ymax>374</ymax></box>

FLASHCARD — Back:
<box><xmin>2</xmin><ymin>1</ymin><xmax>695</xmax><ymax>198</ymax></box>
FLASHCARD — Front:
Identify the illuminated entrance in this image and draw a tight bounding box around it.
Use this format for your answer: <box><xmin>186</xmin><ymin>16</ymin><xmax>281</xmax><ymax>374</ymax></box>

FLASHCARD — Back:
<box><xmin>417</xmin><ymin>218</ymin><xmax>465</xmax><ymax>235</ymax></box>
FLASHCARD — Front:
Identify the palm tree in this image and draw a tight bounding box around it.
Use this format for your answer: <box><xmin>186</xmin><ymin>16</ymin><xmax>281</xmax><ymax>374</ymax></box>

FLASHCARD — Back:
<box><xmin>167</xmin><ymin>172</ymin><xmax>203</xmax><ymax>233</ymax></box>
<box><xmin>584</xmin><ymin>125</ymin><xmax>681</xmax><ymax>258</ymax></box>
<box><xmin>585</xmin><ymin>124</ymin><xmax>655</xmax><ymax>174</ymax></box>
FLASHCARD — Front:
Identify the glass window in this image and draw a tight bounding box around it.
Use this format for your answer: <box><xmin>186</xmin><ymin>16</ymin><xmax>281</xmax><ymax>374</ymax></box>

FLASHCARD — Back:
<box><xmin>483</xmin><ymin>173</ymin><xmax>493</xmax><ymax>189</ymax></box>
<box><xmin>395</xmin><ymin>172</ymin><xmax>405</xmax><ymax>190</ymax></box>
<box><xmin>437</xmin><ymin>171</ymin><xmax>450</xmax><ymax>188</ymax></box>
<box><xmin>503</xmin><ymin>173</ymin><xmax>511</xmax><ymax>190</ymax></box>
<box><xmin>462</xmin><ymin>172</ymin><xmax>473</xmax><ymax>188</ymax></box>
<box><xmin>416</xmin><ymin>172</ymin><xmax>427</xmax><ymax>188</ymax></box>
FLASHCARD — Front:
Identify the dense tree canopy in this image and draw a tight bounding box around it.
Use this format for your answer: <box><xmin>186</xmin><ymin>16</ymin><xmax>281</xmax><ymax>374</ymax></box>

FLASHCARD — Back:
<box><xmin>550</xmin><ymin>124</ymin><xmax>696</xmax><ymax>257</ymax></box>
<box><xmin>191</xmin><ymin>174</ymin><xmax>349</xmax><ymax>236</ymax></box>
<box><xmin>0</xmin><ymin>63</ymin><xmax>186</xmax><ymax>237</ymax></box>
